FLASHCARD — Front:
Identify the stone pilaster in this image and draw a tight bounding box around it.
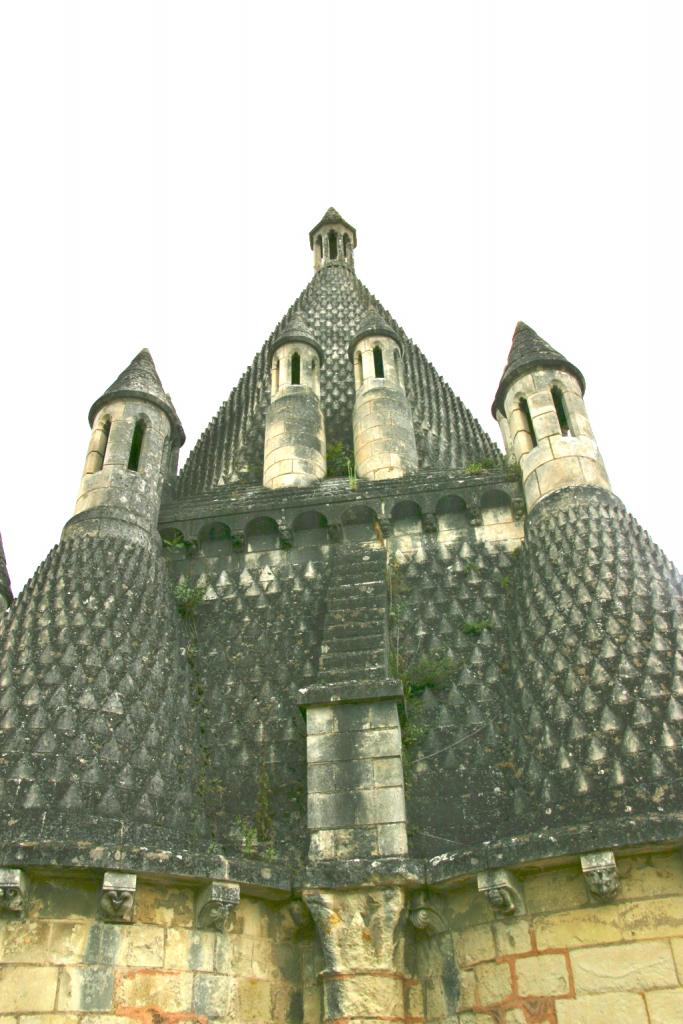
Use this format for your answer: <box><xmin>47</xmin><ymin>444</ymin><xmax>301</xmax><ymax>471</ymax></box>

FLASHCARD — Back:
<box><xmin>303</xmin><ymin>887</ymin><xmax>409</xmax><ymax>1023</ymax></box>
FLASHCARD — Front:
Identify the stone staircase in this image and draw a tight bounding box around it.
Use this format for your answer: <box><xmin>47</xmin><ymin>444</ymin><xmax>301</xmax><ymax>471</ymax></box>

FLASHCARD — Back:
<box><xmin>318</xmin><ymin>545</ymin><xmax>388</xmax><ymax>689</ymax></box>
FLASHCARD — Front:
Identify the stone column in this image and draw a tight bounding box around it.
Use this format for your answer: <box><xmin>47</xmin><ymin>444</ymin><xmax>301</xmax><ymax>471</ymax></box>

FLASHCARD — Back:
<box><xmin>303</xmin><ymin>887</ymin><xmax>409</xmax><ymax>1023</ymax></box>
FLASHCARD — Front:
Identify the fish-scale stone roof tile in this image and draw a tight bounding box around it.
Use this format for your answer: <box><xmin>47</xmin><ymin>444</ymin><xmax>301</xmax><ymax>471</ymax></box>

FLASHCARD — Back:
<box><xmin>0</xmin><ymin>534</ymin><xmax>204</xmax><ymax>851</ymax></box>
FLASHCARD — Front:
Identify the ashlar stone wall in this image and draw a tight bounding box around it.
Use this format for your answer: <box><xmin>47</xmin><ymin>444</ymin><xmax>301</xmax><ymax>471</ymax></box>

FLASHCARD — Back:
<box><xmin>445</xmin><ymin>850</ymin><xmax>683</xmax><ymax>1024</ymax></box>
<box><xmin>0</xmin><ymin>874</ymin><xmax>308</xmax><ymax>1024</ymax></box>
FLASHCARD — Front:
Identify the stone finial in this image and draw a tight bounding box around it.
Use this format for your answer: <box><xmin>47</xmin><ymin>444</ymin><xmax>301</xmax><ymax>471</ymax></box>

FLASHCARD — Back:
<box><xmin>196</xmin><ymin>882</ymin><xmax>240</xmax><ymax>931</ymax></box>
<box><xmin>477</xmin><ymin>869</ymin><xmax>525</xmax><ymax>915</ymax></box>
<box><xmin>581</xmin><ymin>850</ymin><xmax>619</xmax><ymax>901</ymax></box>
<box><xmin>0</xmin><ymin>868</ymin><xmax>28</xmax><ymax>918</ymax></box>
<box><xmin>408</xmin><ymin>890</ymin><xmax>445</xmax><ymax>935</ymax></box>
<box><xmin>98</xmin><ymin>871</ymin><xmax>137</xmax><ymax>923</ymax></box>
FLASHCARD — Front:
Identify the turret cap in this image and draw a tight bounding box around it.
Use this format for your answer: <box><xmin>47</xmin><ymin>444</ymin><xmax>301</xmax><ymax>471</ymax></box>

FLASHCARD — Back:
<box><xmin>492</xmin><ymin>321</ymin><xmax>586</xmax><ymax>417</ymax></box>
<box><xmin>348</xmin><ymin>307</ymin><xmax>401</xmax><ymax>360</ymax></box>
<box><xmin>270</xmin><ymin>313</ymin><xmax>324</xmax><ymax>365</ymax></box>
<box><xmin>309</xmin><ymin>207</ymin><xmax>357</xmax><ymax>249</ymax></box>
<box><xmin>89</xmin><ymin>349</ymin><xmax>185</xmax><ymax>446</ymax></box>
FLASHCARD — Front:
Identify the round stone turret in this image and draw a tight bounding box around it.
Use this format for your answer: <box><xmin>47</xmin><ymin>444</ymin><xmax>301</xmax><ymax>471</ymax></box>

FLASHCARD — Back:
<box><xmin>349</xmin><ymin>308</ymin><xmax>418</xmax><ymax>481</ymax></box>
<box><xmin>309</xmin><ymin>207</ymin><xmax>357</xmax><ymax>271</ymax></box>
<box><xmin>263</xmin><ymin>314</ymin><xmax>326</xmax><ymax>489</ymax></box>
<box><xmin>71</xmin><ymin>349</ymin><xmax>185</xmax><ymax>544</ymax></box>
<box><xmin>493</xmin><ymin>322</ymin><xmax>610</xmax><ymax>511</ymax></box>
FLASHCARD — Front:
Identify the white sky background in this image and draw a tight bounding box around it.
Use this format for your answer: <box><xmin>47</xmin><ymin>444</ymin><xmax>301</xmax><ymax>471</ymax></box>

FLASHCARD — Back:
<box><xmin>0</xmin><ymin>1</ymin><xmax>681</xmax><ymax>592</ymax></box>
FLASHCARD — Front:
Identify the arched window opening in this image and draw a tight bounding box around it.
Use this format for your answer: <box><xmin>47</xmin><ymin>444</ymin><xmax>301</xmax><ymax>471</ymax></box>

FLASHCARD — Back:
<box><xmin>291</xmin><ymin>352</ymin><xmax>301</xmax><ymax>385</ymax></box>
<box><xmin>551</xmin><ymin>386</ymin><xmax>572</xmax><ymax>436</ymax></box>
<box><xmin>373</xmin><ymin>346</ymin><xmax>385</xmax><ymax>378</ymax></box>
<box><xmin>394</xmin><ymin>349</ymin><xmax>402</xmax><ymax>384</ymax></box>
<box><xmin>328</xmin><ymin>231</ymin><xmax>338</xmax><ymax>260</ymax></box>
<box><xmin>128</xmin><ymin>419</ymin><xmax>146</xmax><ymax>471</ymax></box>
<box><xmin>343</xmin><ymin>234</ymin><xmax>349</xmax><ymax>257</ymax></box>
<box><xmin>518</xmin><ymin>398</ymin><xmax>537</xmax><ymax>448</ymax></box>
<box><xmin>88</xmin><ymin>417</ymin><xmax>111</xmax><ymax>474</ymax></box>
<box><xmin>316</xmin><ymin>235</ymin><xmax>323</xmax><ymax>260</ymax></box>
<box><xmin>275</xmin><ymin>358</ymin><xmax>280</xmax><ymax>392</ymax></box>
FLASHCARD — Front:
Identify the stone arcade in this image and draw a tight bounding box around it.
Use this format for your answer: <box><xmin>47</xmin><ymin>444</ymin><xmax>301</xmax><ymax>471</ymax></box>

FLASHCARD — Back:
<box><xmin>1</xmin><ymin>209</ymin><xmax>683</xmax><ymax>1023</ymax></box>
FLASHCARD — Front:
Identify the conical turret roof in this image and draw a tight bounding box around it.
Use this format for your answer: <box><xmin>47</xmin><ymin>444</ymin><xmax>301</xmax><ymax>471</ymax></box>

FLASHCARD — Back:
<box><xmin>270</xmin><ymin>311</ymin><xmax>324</xmax><ymax>363</ymax></box>
<box><xmin>352</xmin><ymin>306</ymin><xmax>400</xmax><ymax>346</ymax></box>
<box><xmin>89</xmin><ymin>348</ymin><xmax>185</xmax><ymax>446</ymax></box>
<box><xmin>492</xmin><ymin>321</ymin><xmax>586</xmax><ymax>416</ymax></box>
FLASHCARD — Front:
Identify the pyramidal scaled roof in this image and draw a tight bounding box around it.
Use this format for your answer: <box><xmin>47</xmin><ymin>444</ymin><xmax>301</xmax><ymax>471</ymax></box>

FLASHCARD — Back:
<box><xmin>89</xmin><ymin>348</ymin><xmax>185</xmax><ymax>446</ymax></box>
<box><xmin>177</xmin><ymin>210</ymin><xmax>500</xmax><ymax>496</ymax></box>
<box><xmin>492</xmin><ymin>321</ymin><xmax>586</xmax><ymax>415</ymax></box>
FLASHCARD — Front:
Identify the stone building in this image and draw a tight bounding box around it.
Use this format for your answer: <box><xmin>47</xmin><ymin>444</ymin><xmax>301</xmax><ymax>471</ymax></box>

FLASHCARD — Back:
<box><xmin>0</xmin><ymin>208</ymin><xmax>682</xmax><ymax>1023</ymax></box>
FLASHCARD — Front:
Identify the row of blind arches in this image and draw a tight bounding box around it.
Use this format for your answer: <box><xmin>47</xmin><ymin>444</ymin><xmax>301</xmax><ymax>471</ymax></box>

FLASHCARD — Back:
<box><xmin>162</xmin><ymin>491</ymin><xmax>512</xmax><ymax>554</ymax></box>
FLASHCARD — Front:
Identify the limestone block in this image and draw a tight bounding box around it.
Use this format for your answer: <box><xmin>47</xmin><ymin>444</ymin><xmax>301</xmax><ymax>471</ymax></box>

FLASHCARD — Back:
<box><xmin>323</xmin><ymin>975</ymin><xmax>404</xmax><ymax>1019</ymax></box>
<box><xmin>192</xmin><ymin>973</ymin><xmax>236</xmax><ymax>1020</ymax></box>
<box><xmin>523</xmin><ymin>469</ymin><xmax>541</xmax><ymax>509</ymax></box>
<box><xmin>504</xmin><ymin>1011</ymin><xmax>527</xmax><ymax>1024</ymax></box>
<box><xmin>377</xmin><ymin>822</ymin><xmax>408</xmax><ymax>856</ymax></box>
<box><xmin>134</xmin><ymin>883</ymin><xmax>194</xmax><ymax>928</ymax></box>
<box><xmin>453</xmin><ymin>924</ymin><xmax>496</xmax><ymax>967</ymax></box>
<box><xmin>527</xmin><ymin>390</ymin><xmax>555</xmax><ymax>417</ymax></box>
<box><xmin>535</xmin><ymin>455</ymin><xmax>583</xmax><ymax>495</ymax></box>
<box><xmin>48</xmin><ymin>922</ymin><xmax>90</xmax><ymax>964</ymax></box>
<box><xmin>531</xmin><ymin>410</ymin><xmax>560</xmax><ymax>441</ymax></box>
<box><xmin>458</xmin><ymin>968</ymin><xmax>476</xmax><ymax>1010</ymax></box>
<box><xmin>114</xmin><ymin>969</ymin><xmax>193</xmax><ymax>1011</ymax></box>
<box><xmin>504</xmin><ymin>374</ymin><xmax>535</xmax><ymax>416</ymax></box>
<box><xmin>519</xmin><ymin>438</ymin><xmax>553</xmax><ymax>475</ymax></box>
<box><xmin>236</xmin><ymin>977</ymin><xmax>272</xmax><ymax>1022</ymax></box>
<box><xmin>515</xmin><ymin>953</ymin><xmax>570</xmax><ymax>996</ymax></box>
<box><xmin>618</xmin><ymin>853</ymin><xmax>683</xmax><ymax>901</ymax></box>
<box><xmin>550</xmin><ymin>434</ymin><xmax>598</xmax><ymax>460</ymax></box>
<box><xmin>570</xmin><ymin>940</ymin><xmax>677</xmax><ymax>994</ymax></box>
<box><xmin>0</xmin><ymin>966</ymin><xmax>59</xmax><ymax>1012</ymax></box>
<box><xmin>646</xmin><ymin>988</ymin><xmax>683</xmax><ymax>1023</ymax></box>
<box><xmin>475</xmin><ymin>960</ymin><xmax>512</xmax><ymax>1004</ymax></box>
<box><xmin>493</xmin><ymin>918</ymin><xmax>533</xmax><ymax>956</ymax></box>
<box><xmin>579</xmin><ymin>456</ymin><xmax>610</xmax><ymax>488</ymax></box>
<box><xmin>556</xmin><ymin>992</ymin><xmax>649</xmax><ymax>1023</ymax></box>
<box><xmin>535</xmin><ymin>896</ymin><xmax>683</xmax><ymax>949</ymax></box>
<box><xmin>164</xmin><ymin>927</ymin><xmax>215</xmax><ymax>971</ymax></box>
<box><xmin>117</xmin><ymin>923</ymin><xmax>165</xmax><ymax>967</ymax></box>
<box><xmin>0</xmin><ymin>921</ymin><xmax>51</xmax><ymax>961</ymax></box>
<box><xmin>56</xmin><ymin>966</ymin><xmax>114</xmax><ymax>1012</ymax></box>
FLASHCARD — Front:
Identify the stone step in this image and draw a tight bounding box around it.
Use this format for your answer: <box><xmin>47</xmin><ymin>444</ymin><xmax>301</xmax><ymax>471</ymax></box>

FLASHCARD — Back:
<box><xmin>319</xmin><ymin>664</ymin><xmax>387</xmax><ymax>683</ymax></box>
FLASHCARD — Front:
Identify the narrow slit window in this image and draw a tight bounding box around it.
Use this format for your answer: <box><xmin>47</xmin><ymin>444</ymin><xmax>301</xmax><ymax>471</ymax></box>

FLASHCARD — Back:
<box><xmin>518</xmin><ymin>398</ymin><xmax>537</xmax><ymax>448</ymax></box>
<box><xmin>373</xmin><ymin>346</ymin><xmax>385</xmax><ymax>378</ymax></box>
<box><xmin>128</xmin><ymin>419</ymin><xmax>146</xmax><ymax>471</ymax></box>
<box><xmin>291</xmin><ymin>352</ymin><xmax>301</xmax><ymax>385</ymax></box>
<box><xmin>552</xmin><ymin>386</ymin><xmax>572</xmax><ymax>436</ymax></box>
<box><xmin>316</xmin><ymin>235</ymin><xmax>323</xmax><ymax>260</ymax></box>
<box><xmin>394</xmin><ymin>349</ymin><xmax>401</xmax><ymax>384</ymax></box>
<box><xmin>275</xmin><ymin>358</ymin><xmax>280</xmax><ymax>391</ymax></box>
<box><xmin>343</xmin><ymin>233</ymin><xmax>349</xmax><ymax>257</ymax></box>
<box><xmin>328</xmin><ymin>231</ymin><xmax>338</xmax><ymax>260</ymax></box>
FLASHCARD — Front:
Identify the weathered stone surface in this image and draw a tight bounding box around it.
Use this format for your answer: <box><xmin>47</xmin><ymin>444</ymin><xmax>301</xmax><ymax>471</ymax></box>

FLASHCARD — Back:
<box><xmin>555</xmin><ymin>992</ymin><xmax>649</xmax><ymax>1023</ymax></box>
<box><xmin>570</xmin><ymin>940</ymin><xmax>677</xmax><ymax>993</ymax></box>
<box><xmin>515</xmin><ymin>953</ymin><xmax>570</xmax><ymax>997</ymax></box>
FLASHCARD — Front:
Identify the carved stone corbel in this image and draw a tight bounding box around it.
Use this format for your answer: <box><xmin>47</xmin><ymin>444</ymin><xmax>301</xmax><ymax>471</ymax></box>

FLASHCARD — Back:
<box><xmin>0</xmin><ymin>868</ymin><xmax>28</xmax><ymax>918</ymax></box>
<box><xmin>196</xmin><ymin>881</ymin><xmax>240</xmax><ymax>931</ymax></box>
<box><xmin>477</xmin><ymin>869</ymin><xmax>524</xmax><ymax>915</ymax></box>
<box><xmin>581</xmin><ymin>850</ymin><xmax>619</xmax><ymax>901</ymax></box>
<box><xmin>408</xmin><ymin>890</ymin><xmax>445</xmax><ymax>935</ymax></box>
<box><xmin>98</xmin><ymin>871</ymin><xmax>136</xmax><ymax>923</ymax></box>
